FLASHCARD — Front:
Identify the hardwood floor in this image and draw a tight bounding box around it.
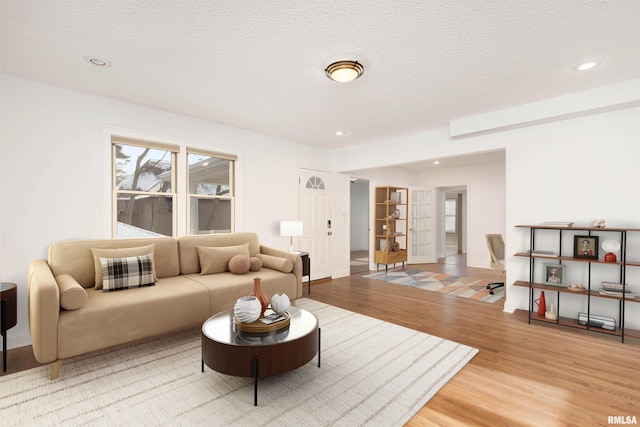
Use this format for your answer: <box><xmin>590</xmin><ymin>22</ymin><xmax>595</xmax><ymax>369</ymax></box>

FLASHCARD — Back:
<box><xmin>3</xmin><ymin>263</ymin><xmax>638</xmax><ymax>426</ymax></box>
<box><xmin>308</xmin><ymin>264</ymin><xmax>640</xmax><ymax>426</ymax></box>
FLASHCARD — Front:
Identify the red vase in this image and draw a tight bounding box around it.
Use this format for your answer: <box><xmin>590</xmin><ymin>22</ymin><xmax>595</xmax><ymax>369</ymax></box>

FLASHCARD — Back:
<box><xmin>604</xmin><ymin>253</ymin><xmax>617</xmax><ymax>262</ymax></box>
<box><xmin>535</xmin><ymin>291</ymin><xmax>546</xmax><ymax>316</ymax></box>
<box><xmin>250</xmin><ymin>277</ymin><xmax>269</xmax><ymax>317</ymax></box>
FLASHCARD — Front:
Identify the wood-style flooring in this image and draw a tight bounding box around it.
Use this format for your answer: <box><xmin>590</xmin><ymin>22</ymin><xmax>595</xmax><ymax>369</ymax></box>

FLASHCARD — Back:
<box><xmin>309</xmin><ymin>263</ymin><xmax>640</xmax><ymax>426</ymax></box>
<box><xmin>3</xmin><ymin>263</ymin><xmax>638</xmax><ymax>426</ymax></box>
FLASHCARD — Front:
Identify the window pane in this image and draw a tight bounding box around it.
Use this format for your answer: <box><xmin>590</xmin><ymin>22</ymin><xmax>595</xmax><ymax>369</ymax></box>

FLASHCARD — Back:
<box><xmin>188</xmin><ymin>154</ymin><xmax>230</xmax><ymax>196</ymax></box>
<box><xmin>116</xmin><ymin>195</ymin><xmax>173</xmax><ymax>237</ymax></box>
<box><xmin>115</xmin><ymin>144</ymin><xmax>173</xmax><ymax>193</ymax></box>
<box><xmin>445</xmin><ymin>200</ymin><xmax>456</xmax><ymax>215</ymax></box>
<box><xmin>190</xmin><ymin>197</ymin><xmax>232</xmax><ymax>234</ymax></box>
<box><xmin>445</xmin><ymin>217</ymin><xmax>456</xmax><ymax>233</ymax></box>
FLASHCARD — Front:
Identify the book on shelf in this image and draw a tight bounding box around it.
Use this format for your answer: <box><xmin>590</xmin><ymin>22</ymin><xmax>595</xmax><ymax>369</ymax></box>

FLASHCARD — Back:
<box><xmin>542</xmin><ymin>221</ymin><xmax>574</xmax><ymax>227</ymax></box>
<box><xmin>527</xmin><ymin>250</ymin><xmax>558</xmax><ymax>257</ymax></box>
<box><xmin>601</xmin><ymin>281</ymin><xmax>631</xmax><ymax>292</ymax></box>
<box><xmin>598</xmin><ymin>288</ymin><xmax>637</xmax><ymax>299</ymax></box>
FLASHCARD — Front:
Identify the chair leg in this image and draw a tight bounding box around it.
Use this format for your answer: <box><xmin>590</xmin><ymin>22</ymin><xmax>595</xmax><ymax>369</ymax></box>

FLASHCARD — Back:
<box><xmin>486</xmin><ymin>282</ymin><xmax>504</xmax><ymax>295</ymax></box>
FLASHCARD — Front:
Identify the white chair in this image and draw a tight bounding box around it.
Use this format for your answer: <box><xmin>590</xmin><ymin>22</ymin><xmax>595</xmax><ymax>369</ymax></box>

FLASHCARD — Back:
<box><xmin>485</xmin><ymin>234</ymin><xmax>505</xmax><ymax>295</ymax></box>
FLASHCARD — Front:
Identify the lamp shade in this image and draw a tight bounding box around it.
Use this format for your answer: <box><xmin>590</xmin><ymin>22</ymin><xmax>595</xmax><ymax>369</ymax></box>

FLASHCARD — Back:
<box><xmin>280</xmin><ymin>220</ymin><xmax>303</xmax><ymax>237</ymax></box>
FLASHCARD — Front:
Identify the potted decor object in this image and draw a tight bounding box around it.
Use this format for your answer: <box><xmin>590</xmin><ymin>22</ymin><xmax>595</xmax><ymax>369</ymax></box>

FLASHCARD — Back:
<box><xmin>270</xmin><ymin>293</ymin><xmax>291</xmax><ymax>314</ymax></box>
<box><xmin>233</xmin><ymin>296</ymin><xmax>262</xmax><ymax>324</ymax></box>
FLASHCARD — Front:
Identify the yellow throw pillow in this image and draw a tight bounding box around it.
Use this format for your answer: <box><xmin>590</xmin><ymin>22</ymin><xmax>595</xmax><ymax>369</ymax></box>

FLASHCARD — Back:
<box><xmin>197</xmin><ymin>243</ymin><xmax>250</xmax><ymax>275</ymax></box>
<box><xmin>91</xmin><ymin>245</ymin><xmax>157</xmax><ymax>290</ymax></box>
<box><xmin>256</xmin><ymin>253</ymin><xmax>294</xmax><ymax>273</ymax></box>
<box><xmin>56</xmin><ymin>274</ymin><xmax>88</xmax><ymax>310</ymax></box>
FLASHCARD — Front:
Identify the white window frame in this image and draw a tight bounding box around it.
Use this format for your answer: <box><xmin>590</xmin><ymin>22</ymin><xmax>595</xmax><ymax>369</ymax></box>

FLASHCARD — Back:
<box><xmin>186</xmin><ymin>147</ymin><xmax>237</xmax><ymax>235</ymax></box>
<box><xmin>102</xmin><ymin>126</ymin><xmax>242</xmax><ymax>238</ymax></box>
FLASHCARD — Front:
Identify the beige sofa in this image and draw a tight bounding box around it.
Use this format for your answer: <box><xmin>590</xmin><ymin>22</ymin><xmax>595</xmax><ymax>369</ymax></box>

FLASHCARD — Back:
<box><xmin>27</xmin><ymin>232</ymin><xmax>302</xmax><ymax>379</ymax></box>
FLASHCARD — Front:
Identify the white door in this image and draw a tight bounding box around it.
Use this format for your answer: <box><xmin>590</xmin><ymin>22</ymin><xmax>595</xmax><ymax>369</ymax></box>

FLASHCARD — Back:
<box><xmin>408</xmin><ymin>187</ymin><xmax>436</xmax><ymax>264</ymax></box>
<box><xmin>298</xmin><ymin>169</ymin><xmax>332</xmax><ymax>279</ymax></box>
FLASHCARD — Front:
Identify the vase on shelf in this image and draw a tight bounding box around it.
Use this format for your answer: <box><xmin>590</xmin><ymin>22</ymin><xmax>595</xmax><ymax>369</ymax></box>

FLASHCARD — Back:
<box><xmin>251</xmin><ymin>277</ymin><xmax>269</xmax><ymax>316</ymax></box>
<box><xmin>535</xmin><ymin>291</ymin><xmax>546</xmax><ymax>316</ymax></box>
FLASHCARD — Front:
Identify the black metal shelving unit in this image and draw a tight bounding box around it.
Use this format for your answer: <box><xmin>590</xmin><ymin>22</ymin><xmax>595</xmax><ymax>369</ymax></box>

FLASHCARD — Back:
<box><xmin>513</xmin><ymin>225</ymin><xmax>640</xmax><ymax>343</ymax></box>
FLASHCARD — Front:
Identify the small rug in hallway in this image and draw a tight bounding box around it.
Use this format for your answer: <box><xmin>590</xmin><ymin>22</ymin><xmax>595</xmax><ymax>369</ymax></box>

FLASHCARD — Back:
<box><xmin>364</xmin><ymin>269</ymin><xmax>505</xmax><ymax>303</ymax></box>
<box><xmin>0</xmin><ymin>299</ymin><xmax>478</xmax><ymax>427</ymax></box>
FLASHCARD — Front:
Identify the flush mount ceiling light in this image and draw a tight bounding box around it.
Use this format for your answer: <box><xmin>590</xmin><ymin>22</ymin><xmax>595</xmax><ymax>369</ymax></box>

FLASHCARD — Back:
<box><xmin>573</xmin><ymin>60</ymin><xmax>601</xmax><ymax>71</ymax></box>
<box><xmin>325</xmin><ymin>60</ymin><xmax>364</xmax><ymax>82</ymax></box>
<box><xmin>83</xmin><ymin>55</ymin><xmax>112</xmax><ymax>67</ymax></box>
<box><xmin>335</xmin><ymin>131</ymin><xmax>346</xmax><ymax>136</ymax></box>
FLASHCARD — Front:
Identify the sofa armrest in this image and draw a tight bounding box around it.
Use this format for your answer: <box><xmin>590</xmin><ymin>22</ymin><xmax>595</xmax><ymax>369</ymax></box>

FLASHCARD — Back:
<box><xmin>259</xmin><ymin>245</ymin><xmax>303</xmax><ymax>298</ymax></box>
<box><xmin>27</xmin><ymin>260</ymin><xmax>60</xmax><ymax>364</ymax></box>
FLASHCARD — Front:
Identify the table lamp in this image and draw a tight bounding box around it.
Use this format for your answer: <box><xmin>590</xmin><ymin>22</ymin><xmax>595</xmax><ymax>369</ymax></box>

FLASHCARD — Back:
<box><xmin>602</xmin><ymin>239</ymin><xmax>621</xmax><ymax>262</ymax></box>
<box><xmin>280</xmin><ymin>220</ymin><xmax>303</xmax><ymax>252</ymax></box>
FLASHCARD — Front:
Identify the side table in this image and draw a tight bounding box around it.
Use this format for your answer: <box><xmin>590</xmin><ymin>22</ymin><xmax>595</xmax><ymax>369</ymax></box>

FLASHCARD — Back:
<box><xmin>1</xmin><ymin>282</ymin><xmax>18</xmax><ymax>373</ymax></box>
<box><xmin>294</xmin><ymin>251</ymin><xmax>311</xmax><ymax>294</ymax></box>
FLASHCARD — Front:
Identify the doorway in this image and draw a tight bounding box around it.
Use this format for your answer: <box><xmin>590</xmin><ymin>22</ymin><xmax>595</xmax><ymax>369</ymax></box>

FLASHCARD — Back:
<box><xmin>350</xmin><ymin>178</ymin><xmax>369</xmax><ymax>274</ymax></box>
<box><xmin>438</xmin><ymin>186</ymin><xmax>467</xmax><ymax>266</ymax></box>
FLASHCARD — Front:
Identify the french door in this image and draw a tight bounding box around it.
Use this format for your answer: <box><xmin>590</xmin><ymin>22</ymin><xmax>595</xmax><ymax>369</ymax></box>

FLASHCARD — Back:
<box><xmin>407</xmin><ymin>187</ymin><xmax>435</xmax><ymax>264</ymax></box>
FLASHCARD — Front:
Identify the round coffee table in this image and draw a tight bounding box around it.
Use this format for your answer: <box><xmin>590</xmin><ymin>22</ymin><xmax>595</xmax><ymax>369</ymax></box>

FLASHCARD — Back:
<box><xmin>201</xmin><ymin>306</ymin><xmax>320</xmax><ymax>406</ymax></box>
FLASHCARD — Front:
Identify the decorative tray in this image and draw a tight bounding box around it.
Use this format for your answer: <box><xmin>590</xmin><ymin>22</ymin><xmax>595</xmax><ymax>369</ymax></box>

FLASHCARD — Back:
<box><xmin>234</xmin><ymin>312</ymin><xmax>290</xmax><ymax>333</ymax></box>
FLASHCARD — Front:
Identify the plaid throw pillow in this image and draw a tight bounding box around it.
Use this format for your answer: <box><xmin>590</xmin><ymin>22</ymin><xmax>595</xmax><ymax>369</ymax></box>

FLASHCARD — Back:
<box><xmin>100</xmin><ymin>254</ymin><xmax>156</xmax><ymax>292</ymax></box>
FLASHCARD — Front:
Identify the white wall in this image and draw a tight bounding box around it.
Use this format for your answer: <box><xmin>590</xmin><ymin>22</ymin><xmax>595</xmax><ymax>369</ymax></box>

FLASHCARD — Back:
<box><xmin>334</xmin><ymin>82</ymin><xmax>640</xmax><ymax>330</ymax></box>
<box><xmin>420</xmin><ymin>160</ymin><xmax>506</xmax><ymax>268</ymax></box>
<box><xmin>0</xmin><ymin>75</ymin><xmax>333</xmax><ymax>347</ymax></box>
<box><xmin>3</xmin><ymin>74</ymin><xmax>640</xmax><ymax>348</ymax></box>
<box><xmin>503</xmin><ymin>107</ymin><xmax>640</xmax><ymax>329</ymax></box>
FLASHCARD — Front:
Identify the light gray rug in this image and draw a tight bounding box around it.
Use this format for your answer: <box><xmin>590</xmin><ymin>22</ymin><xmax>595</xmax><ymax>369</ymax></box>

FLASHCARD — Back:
<box><xmin>0</xmin><ymin>299</ymin><xmax>478</xmax><ymax>426</ymax></box>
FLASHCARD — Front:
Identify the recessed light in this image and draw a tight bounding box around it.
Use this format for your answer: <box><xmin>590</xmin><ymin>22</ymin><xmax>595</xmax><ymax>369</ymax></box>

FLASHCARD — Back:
<box><xmin>433</xmin><ymin>161</ymin><xmax>440</xmax><ymax>165</ymax></box>
<box><xmin>84</xmin><ymin>56</ymin><xmax>112</xmax><ymax>67</ymax></box>
<box><xmin>335</xmin><ymin>131</ymin><xmax>346</xmax><ymax>136</ymax></box>
<box><xmin>573</xmin><ymin>60</ymin><xmax>601</xmax><ymax>71</ymax></box>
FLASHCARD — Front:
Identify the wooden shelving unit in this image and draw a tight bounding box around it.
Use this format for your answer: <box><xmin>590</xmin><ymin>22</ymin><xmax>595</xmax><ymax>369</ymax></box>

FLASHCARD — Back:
<box><xmin>515</xmin><ymin>224</ymin><xmax>640</xmax><ymax>342</ymax></box>
<box><xmin>374</xmin><ymin>186</ymin><xmax>408</xmax><ymax>272</ymax></box>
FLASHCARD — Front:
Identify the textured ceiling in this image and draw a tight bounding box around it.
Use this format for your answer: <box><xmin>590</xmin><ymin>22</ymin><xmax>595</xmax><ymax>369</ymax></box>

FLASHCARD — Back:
<box><xmin>1</xmin><ymin>1</ymin><xmax>639</xmax><ymax>149</ymax></box>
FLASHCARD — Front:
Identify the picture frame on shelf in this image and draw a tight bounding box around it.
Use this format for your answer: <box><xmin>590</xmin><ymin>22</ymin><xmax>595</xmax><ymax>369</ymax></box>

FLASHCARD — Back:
<box><xmin>379</xmin><ymin>239</ymin><xmax>387</xmax><ymax>252</ymax></box>
<box><xmin>543</xmin><ymin>263</ymin><xmax>566</xmax><ymax>286</ymax></box>
<box><xmin>389</xmin><ymin>191</ymin><xmax>401</xmax><ymax>204</ymax></box>
<box><xmin>574</xmin><ymin>236</ymin><xmax>599</xmax><ymax>260</ymax></box>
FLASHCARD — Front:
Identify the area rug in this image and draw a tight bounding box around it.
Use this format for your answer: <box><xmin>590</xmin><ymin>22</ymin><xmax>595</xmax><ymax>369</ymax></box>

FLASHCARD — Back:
<box><xmin>363</xmin><ymin>269</ymin><xmax>505</xmax><ymax>303</ymax></box>
<box><xmin>0</xmin><ymin>299</ymin><xmax>477</xmax><ymax>427</ymax></box>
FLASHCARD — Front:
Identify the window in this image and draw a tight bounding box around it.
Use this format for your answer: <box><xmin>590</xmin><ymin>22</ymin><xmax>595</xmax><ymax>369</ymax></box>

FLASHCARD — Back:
<box><xmin>445</xmin><ymin>199</ymin><xmax>456</xmax><ymax>233</ymax></box>
<box><xmin>112</xmin><ymin>138</ymin><xmax>236</xmax><ymax>238</ymax></box>
<box><xmin>187</xmin><ymin>149</ymin><xmax>235</xmax><ymax>234</ymax></box>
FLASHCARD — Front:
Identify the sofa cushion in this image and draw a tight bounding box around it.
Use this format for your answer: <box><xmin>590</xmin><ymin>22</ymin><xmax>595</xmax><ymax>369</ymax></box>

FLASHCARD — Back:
<box><xmin>92</xmin><ymin>245</ymin><xmax>157</xmax><ymax>290</ymax></box>
<box><xmin>100</xmin><ymin>254</ymin><xmax>156</xmax><ymax>292</ymax></box>
<box><xmin>178</xmin><ymin>233</ymin><xmax>261</xmax><ymax>275</ymax></box>
<box><xmin>56</xmin><ymin>274</ymin><xmax>88</xmax><ymax>310</ymax></box>
<box><xmin>249</xmin><ymin>256</ymin><xmax>262</xmax><ymax>271</ymax></box>
<box><xmin>197</xmin><ymin>244</ymin><xmax>250</xmax><ymax>275</ymax></box>
<box><xmin>229</xmin><ymin>255</ymin><xmax>250</xmax><ymax>274</ymax></box>
<box><xmin>257</xmin><ymin>253</ymin><xmax>294</xmax><ymax>273</ymax></box>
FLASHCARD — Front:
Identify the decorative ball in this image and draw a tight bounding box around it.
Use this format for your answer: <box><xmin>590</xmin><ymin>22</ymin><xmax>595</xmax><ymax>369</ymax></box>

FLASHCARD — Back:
<box><xmin>270</xmin><ymin>293</ymin><xmax>291</xmax><ymax>314</ymax></box>
<box><xmin>229</xmin><ymin>255</ymin><xmax>250</xmax><ymax>274</ymax></box>
<box><xmin>249</xmin><ymin>256</ymin><xmax>262</xmax><ymax>272</ymax></box>
<box><xmin>234</xmin><ymin>296</ymin><xmax>261</xmax><ymax>323</ymax></box>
